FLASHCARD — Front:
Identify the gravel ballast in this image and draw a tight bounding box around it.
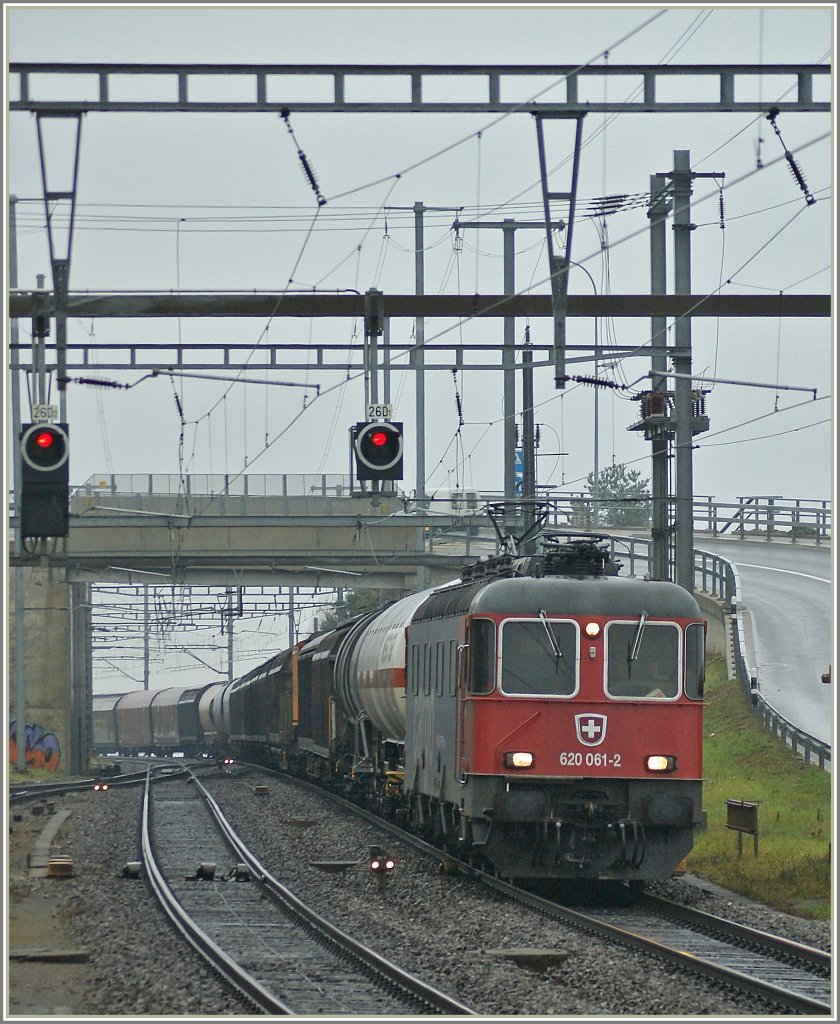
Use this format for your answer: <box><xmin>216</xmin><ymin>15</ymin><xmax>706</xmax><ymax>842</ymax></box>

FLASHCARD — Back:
<box><xmin>8</xmin><ymin>767</ymin><xmax>831</xmax><ymax>1017</ymax></box>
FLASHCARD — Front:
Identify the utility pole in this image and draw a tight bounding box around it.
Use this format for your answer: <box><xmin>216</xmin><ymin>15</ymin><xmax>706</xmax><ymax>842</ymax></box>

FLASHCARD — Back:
<box><xmin>10</xmin><ymin>195</ymin><xmax>27</xmax><ymax>771</ymax></box>
<box><xmin>672</xmin><ymin>151</ymin><xmax>695</xmax><ymax>593</ymax></box>
<box><xmin>363</xmin><ymin>288</ymin><xmax>383</xmax><ymax>413</ymax></box>
<box><xmin>225</xmin><ymin>587</ymin><xmax>233</xmax><ymax>682</ymax></box>
<box><xmin>648</xmin><ymin>173</ymin><xmax>671</xmax><ymax>581</ymax></box>
<box><xmin>413</xmin><ymin>202</ymin><xmax>430</xmax><ymax>590</ymax></box>
<box><xmin>503</xmin><ymin>219</ymin><xmax>517</xmax><ymax>531</ymax></box>
<box><xmin>143</xmin><ymin>585</ymin><xmax>150</xmax><ymax>690</ymax></box>
<box><xmin>287</xmin><ymin>587</ymin><xmax>296</xmax><ymax>647</ymax></box>
<box><xmin>521</xmin><ymin>327</ymin><xmax>537</xmax><ymax>551</ymax></box>
<box><xmin>667</xmin><ymin>151</ymin><xmax>720</xmax><ymax>594</ymax></box>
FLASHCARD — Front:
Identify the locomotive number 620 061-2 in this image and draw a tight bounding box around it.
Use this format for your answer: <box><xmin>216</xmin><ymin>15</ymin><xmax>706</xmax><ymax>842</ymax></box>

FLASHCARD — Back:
<box><xmin>560</xmin><ymin>751</ymin><xmax>622</xmax><ymax>767</ymax></box>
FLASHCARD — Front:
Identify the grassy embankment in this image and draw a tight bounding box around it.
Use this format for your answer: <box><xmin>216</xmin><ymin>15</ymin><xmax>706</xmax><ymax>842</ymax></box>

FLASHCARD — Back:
<box><xmin>686</xmin><ymin>655</ymin><xmax>832</xmax><ymax>920</ymax></box>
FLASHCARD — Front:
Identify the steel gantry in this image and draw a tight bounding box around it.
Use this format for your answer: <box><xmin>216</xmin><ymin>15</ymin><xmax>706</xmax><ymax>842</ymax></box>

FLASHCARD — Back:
<box><xmin>9</xmin><ymin>61</ymin><xmax>830</xmax><ymax>115</ymax></box>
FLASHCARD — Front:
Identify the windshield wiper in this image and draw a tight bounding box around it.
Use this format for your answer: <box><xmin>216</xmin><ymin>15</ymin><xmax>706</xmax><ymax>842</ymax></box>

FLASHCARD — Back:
<box><xmin>538</xmin><ymin>609</ymin><xmax>562</xmax><ymax>660</ymax></box>
<box><xmin>629</xmin><ymin>610</ymin><xmax>648</xmax><ymax>662</ymax></box>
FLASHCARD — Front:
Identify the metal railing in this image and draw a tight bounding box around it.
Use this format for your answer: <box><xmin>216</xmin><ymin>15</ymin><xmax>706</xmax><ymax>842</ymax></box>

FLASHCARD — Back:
<box><xmin>8</xmin><ymin>480</ymin><xmax>832</xmax><ymax>546</ymax></box>
<box><xmin>73</xmin><ymin>472</ymin><xmax>362</xmax><ymax>499</ymax></box>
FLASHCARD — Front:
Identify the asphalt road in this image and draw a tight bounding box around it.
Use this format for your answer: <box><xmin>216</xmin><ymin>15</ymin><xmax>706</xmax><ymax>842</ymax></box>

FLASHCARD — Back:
<box><xmin>693</xmin><ymin>539</ymin><xmax>833</xmax><ymax>746</ymax></box>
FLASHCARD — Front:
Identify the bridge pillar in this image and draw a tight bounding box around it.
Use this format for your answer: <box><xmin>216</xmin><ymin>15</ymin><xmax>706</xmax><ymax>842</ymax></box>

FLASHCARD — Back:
<box><xmin>7</xmin><ymin>566</ymin><xmax>86</xmax><ymax>776</ymax></box>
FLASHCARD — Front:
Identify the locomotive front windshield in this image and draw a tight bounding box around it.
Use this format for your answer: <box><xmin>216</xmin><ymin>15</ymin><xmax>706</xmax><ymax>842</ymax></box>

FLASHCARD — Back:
<box><xmin>605</xmin><ymin>620</ymin><xmax>679</xmax><ymax>698</ymax></box>
<box><xmin>500</xmin><ymin>619</ymin><xmax>578</xmax><ymax>696</ymax></box>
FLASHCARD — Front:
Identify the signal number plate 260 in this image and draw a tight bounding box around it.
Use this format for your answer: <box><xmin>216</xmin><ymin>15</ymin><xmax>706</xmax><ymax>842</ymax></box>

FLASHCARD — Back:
<box><xmin>560</xmin><ymin>751</ymin><xmax>622</xmax><ymax>767</ymax></box>
<box><xmin>367</xmin><ymin>403</ymin><xmax>393</xmax><ymax>420</ymax></box>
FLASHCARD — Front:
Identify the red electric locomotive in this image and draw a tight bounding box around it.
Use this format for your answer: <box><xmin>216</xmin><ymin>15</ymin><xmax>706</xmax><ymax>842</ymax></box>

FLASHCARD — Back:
<box><xmin>409</xmin><ymin>556</ymin><xmax>704</xmax><ymax>880</ymax></box>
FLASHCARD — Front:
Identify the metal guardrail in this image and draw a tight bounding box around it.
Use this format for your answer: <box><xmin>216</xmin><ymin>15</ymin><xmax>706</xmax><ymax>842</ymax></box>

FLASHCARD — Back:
<box><xmin>546</xmin><ymin>494</ymin><xmax>831</xmax><ymax>544</ymax></box>
<box><xmin>602</xmin><ymin>535</ymin><xmax>831</xmax><ymax>773</ymax></box>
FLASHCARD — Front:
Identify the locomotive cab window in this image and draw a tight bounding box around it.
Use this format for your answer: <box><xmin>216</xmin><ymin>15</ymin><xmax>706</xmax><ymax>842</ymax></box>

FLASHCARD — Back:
<box><xmin>684</xmin><ymin>622</ymin><xmax>705</xmax><ymax>700</ymax></box>
<box><xmin>605</xmin><ymin>620</ymin><xmax>679</xmax><ymax>699</ymax></box>
<box><xmin>468</xmin><ymin>618</ymin><xmax>496</xmax><ymax>694</ymax></box>
<box><xmin>500</xmin><ymin>618</ymin><xmax>578</xmax><ymax>697</ymax></box>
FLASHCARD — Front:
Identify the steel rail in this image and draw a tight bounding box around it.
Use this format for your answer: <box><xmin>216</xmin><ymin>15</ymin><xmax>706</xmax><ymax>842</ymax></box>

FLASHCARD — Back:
<box><xmin>638</xmin><ymin>892</ymin><xmax>831</xmax><ymax>972</ymax></box>
<box><xmin>189</xmin><ymin>770</ymin><xmax>475</xmax><ymax>1015</ymax></box>
<box><xmin>140</xmin><ymin>768</ymin><xmax>295</xmax><ymax>1015</ymax></box>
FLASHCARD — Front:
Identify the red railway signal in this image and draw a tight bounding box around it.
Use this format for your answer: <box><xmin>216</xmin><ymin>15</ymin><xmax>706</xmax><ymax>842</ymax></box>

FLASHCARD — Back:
<box><xmin>352</xmin><ymin>420</ymin><xmax>404</xmax><ymax>481</ymax></box>
<box><xmin>19</xmin><ymin>422</ymin><xmax>70</xmax><ymax>538</ymax></box>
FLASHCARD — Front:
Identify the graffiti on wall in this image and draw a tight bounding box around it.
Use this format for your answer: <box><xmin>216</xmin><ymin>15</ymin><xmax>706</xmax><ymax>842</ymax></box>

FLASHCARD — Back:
<box><xmin>9</xmin><ymin>719</ymin><xmax>61</xmax><ymax>771</ymax></box>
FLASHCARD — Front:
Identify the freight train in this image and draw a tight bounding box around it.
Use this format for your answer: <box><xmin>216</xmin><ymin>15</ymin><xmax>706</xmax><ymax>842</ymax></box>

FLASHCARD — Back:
<box><xmin>94</xmin><ymin>538</ymin><xmax>706</xmax><ymax>883</ymax></box>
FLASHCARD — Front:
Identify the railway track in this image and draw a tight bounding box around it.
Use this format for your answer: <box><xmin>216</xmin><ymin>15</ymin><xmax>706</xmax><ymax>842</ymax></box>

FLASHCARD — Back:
<box><xmin>258</xmin><ymin>766</ymin><xmax>831</xmax><ymax>1016</ymax></box>
<box><xmin>501</xmin><ymin>884</ymin><xmax>832</xmax><ymax>1015</ymax></box>
<box><xmin>141</xmin><ymin>768</ymin><xmax>474</xmax><ymax>1016</ymax></box>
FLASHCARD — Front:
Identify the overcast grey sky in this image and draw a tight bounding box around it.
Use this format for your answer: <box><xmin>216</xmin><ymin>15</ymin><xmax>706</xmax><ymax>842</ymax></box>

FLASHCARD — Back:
<box><xmin>6</xmin><ymin>3</ymin><xmax>835</xmax><ymax>689</ymax></box>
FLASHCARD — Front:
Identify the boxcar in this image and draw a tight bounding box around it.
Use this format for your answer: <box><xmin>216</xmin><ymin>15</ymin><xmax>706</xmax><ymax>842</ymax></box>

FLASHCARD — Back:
<box><xmin>150</xmin><ymin>687</ymin><xmax>190</xmax><ymax>753</ymax></box>
<box><xmin>114</xmin><ymin>689</ymin><xmax>157</xmax><ymax>753</ymax></box>
<box><xmin>92</xmin><ymin>694</ymin><xmax>123</xmax><ymax>752</ymax></box>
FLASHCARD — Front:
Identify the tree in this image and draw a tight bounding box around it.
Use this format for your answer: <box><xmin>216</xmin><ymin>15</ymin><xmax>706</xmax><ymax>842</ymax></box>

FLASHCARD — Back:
<box><xmin>586</xmin><ymin>463</ymin><xmax>652</xmax><ymax>528</ymax></box>
<box><xmin>318</xmin><ymin>589</ymin><xmax>382</xmax><ymax>631</ymax></box>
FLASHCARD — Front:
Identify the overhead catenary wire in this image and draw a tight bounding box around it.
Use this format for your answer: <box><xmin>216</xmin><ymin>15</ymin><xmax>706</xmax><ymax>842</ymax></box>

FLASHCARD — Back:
<box><xmin>321</xmin><ymin>8</ymin><xmax>668</xmax><ymax>204</ymax></box>
<box><xmin>72</xmin><ymin>122</ymin><xmax>827</xmax><ymax>520</ymax></box>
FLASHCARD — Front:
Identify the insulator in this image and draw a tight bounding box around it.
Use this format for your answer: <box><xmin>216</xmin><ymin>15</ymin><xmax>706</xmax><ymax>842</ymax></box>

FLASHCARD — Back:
<box><xmin>74</xmin><ymin>376</ymin><xmax>130</xmax><ymax>390</ymax></box>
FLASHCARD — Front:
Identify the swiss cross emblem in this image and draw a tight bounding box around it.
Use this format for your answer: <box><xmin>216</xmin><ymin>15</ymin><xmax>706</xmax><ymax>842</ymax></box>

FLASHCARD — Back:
<box><xmin>575</xmin><ymin>713</ymin><xmax>607</xmax><ymax>747</ymax></box>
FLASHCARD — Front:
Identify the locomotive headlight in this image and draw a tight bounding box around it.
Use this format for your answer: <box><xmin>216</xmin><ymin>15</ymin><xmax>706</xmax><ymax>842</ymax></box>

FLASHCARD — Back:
<box><xmin>504</xmin><ymin>751</ymin><xmax>534</xmax><ymax>769</ymax></box>
<box><xmin>646</xmin><ymin>755</ymin><xmax>677</xmax><ymax>772</ymax></box>
<box><xmin>584</xmin><ymin>621</ymin><xmax>600</xmax><ymax>638</ymax></box>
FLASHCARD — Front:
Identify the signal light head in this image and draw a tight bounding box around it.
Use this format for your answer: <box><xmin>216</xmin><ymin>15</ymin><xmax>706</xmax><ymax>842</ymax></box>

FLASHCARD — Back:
<box><xmin>21</xmin><ymin>422</ymin><xmax>69</xmax><ymax>471</ymax></box>
<box><xmin>353</xmin><ymin>421</ymin><xmax>404</xmax><ymax>481</ymax></box>
<box><xmin>369</xmin><ymin>844</ymin><xmax>395</xmax><ymax>873</ymax></box>
<box><xmin>370</xmin><ymin>857</ymin><xmax>396</xmax><ymax>872</ymax></box>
